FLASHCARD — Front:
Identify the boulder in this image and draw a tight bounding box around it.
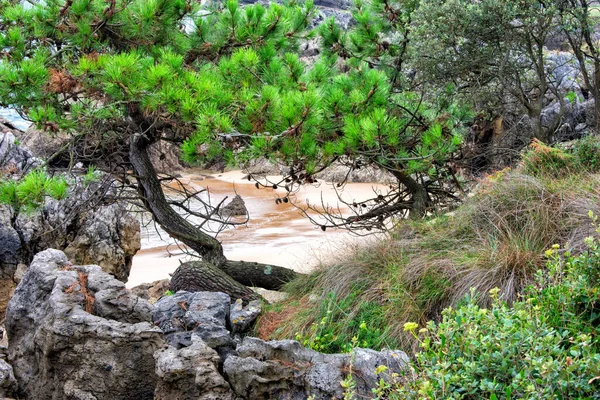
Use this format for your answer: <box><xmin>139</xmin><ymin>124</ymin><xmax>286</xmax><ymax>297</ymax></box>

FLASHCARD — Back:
<box><xmin>0</xmin><ymin>129</ymin><xmax>41</xmax><ymax>176</ymax></box>
<box><xmin>154</xmin><ymin>339</ymin><xmax>234</xmax><ymax>400</ymax></box>
<box><xmin>229</xmin><ymin>299</ymin><xmax>261</xmax><ymax>334</ymax></box>
<box><xmin>6</xmin><ymin>249</ymin><xmax>165</xmax><ymax>400</ymax></box>
<box><xmin>223</xmin><ymin>337</ymin><xmax>409</xmax><ymax>399</ymax></box>
<box><xmin>219</xmin><ymin>194</ymin><xmax>248</xmax><ymax>217</ymax></box>
<box><xmin>130</xmin><ymin>279</ymin><xmax>171</xmax><ymax>304</ymax></box>
<box><xmin>153</xmin><ymin>291</ymin><xmax>234</xmax><ymax>350</ymax></box>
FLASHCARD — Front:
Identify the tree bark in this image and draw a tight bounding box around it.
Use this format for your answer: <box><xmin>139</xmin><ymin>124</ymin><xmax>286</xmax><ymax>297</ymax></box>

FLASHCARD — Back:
<box><xmin>170</xmin><ymin>261</ymin><xmax>261</xmax><ymax>302</ymax></box>
<box><xmin>128</xmin><ymin>132</ymin><xmax>299</xmax><ymax>297</ymax></box>
<box><xmin>392</xmin><ymin>170</ymin><xmax>429</xmax><ymax>218</ymax></box>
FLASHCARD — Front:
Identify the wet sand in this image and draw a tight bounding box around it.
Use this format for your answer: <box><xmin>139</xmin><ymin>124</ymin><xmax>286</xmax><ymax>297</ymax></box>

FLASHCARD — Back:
<box><xmin>126</xmin><ymin>170</ymin><xmax>389</xmax><ymax>288</ymax></box>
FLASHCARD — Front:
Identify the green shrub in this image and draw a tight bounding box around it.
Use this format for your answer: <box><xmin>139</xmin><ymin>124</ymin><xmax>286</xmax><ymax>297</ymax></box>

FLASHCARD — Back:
<box><xmin>521</xmin><ymin>139</ymin><xmax>577</xmax><ymax>177</ymax></box>
<box><xmin>573</xmin><ymin>134</ymin><xmax>600</xmax><ymax>172</ymax></box>
<box><xmin>391</xmin><ymin>240</ymin><xmax>600</xmax><ymax>399</ymax></box>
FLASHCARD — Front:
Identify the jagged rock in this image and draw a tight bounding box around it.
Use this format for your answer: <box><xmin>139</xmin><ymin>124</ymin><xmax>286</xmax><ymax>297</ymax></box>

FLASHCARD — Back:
<box><xmin>148</xmin><ymin>140</ymin><xmax>187</xmax><ymax>174</ymax></box>
<box><xmin>229</xmin><ymin>299</ymin><xmax>261</xmax><ymax>334</ymax></box>
<box><xmin>130</xmin><ymin>279</ymin><xmax>171</xmax><ymax>304</ymax></box>
<box><xmin>223</xmin><ymin>337</ymin><xmax>409</xmax><ymax>399</ymax></box>
<box><xmin>0</xmin><ymin>358</ymin><xmax>17</xmax><ymax>399</ymax></box>
<box><xmin>153</xmin><ymin>291</ymin><xmax>234</xmax><ymax>349</ymax></box>
<box><xmin>220</xmin><ymin>194</ymin><xmax>248</xmax><ymax>217</ymax></box>
<box><xmin>62</xmin><ymin>203</ymin><xmax>141</xmax><ymax>282</ymax></box>
<box><xmin>0</xmin><ymin>130</ymin><xmax>41</xmax><ymax>177</ymax></box>
<box><xmin>154</xmin><ymin>338</ymin><xmax>234</xmax><ymax>400</ymax></box>
<box><xmin>6</xmin><ymin>249</ymin><xmax>165</xmax><ymax>400</ymax></box>
<box><xmin>0</xmin><ymin>127</ymin><xmax>141</xmax><ymax>282</ymax></box>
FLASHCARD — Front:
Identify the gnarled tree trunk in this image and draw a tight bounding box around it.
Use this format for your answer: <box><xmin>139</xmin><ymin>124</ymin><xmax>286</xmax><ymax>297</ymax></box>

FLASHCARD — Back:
<box><xmin>129</xmin><ymin>132</ymin><xmax>298</xmax><ymax>300</ymax></box>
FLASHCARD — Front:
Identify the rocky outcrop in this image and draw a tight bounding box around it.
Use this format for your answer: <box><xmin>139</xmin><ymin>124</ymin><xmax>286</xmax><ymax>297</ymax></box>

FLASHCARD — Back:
<box><xmin>6</xmin><ymin>249</ymin><xmax>165</xmax><ymax>400</ymax></box>
<box><xmin>5</xmin><ymin>249</ymin><xmax>409</xmax><ymax>399</ymax></box>
<box><xmin>315</xmin><ymin>161</ymin><xmax>396</xmax><ymax>184</ymax></box>
<box><xmin>154</xmin><ymin>338</ymin><xmax>234</xmax><ymax>400</ymax></box>
<box><xmin>0</xmin><ymin>126</ymin><xmax>141</xmax><ymax>282</ymax></box>
<box><xmin>224</xmin><ymin>337</ymin><xmax>409</xmax><ymax>399</ymax></box>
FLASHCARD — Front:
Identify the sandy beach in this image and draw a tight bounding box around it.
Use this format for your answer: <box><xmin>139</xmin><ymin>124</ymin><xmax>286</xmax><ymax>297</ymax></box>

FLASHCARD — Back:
<box><xmin>126</xmin><ymin>170</ymin><xmax>388</xmax><ymax>288</ymax></box>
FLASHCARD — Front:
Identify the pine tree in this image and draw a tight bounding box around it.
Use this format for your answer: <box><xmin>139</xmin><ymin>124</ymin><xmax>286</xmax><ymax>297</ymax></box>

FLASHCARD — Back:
<box><xmin>0</xmin><ymin>0</ymin><xmax>469</xmax><ymax>296</ymax></box>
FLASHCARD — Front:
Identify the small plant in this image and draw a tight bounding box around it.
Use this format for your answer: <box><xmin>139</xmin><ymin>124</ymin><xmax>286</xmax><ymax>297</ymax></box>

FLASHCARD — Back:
<box><xmin>83</xmin><ymin>166</ymin><xmax>99</xmax><ymax>186</ymax></box>
<box><xmin>0</xmin><ymin>169</ymin><xmax>70</xmax><ymax>211</ymax></box>
<box><xmin>521</xmin><ymin>139</ymin><xmax>577</xmax><ymax>177</ymax></box>
<box><xmin>573</xmin><ymin>134</ymin><xmax>600</xmax><ymax>172</ymax></box>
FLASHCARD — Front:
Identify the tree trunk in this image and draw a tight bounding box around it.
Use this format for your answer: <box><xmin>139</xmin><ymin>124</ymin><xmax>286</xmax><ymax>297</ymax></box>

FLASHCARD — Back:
<box><xmin>392</xmin><ymin>170</ymin><xmax>429</xmax><ymax>218</ymax></box>
<box><xmin>170</xmin><ymin>261</ymin><xmax>261</xmax><ymax>302</ymax></box>
<box><xmin>128</xmin><ymin>132</ymin><xmax>299</xmax><ymax>298</ymax></box>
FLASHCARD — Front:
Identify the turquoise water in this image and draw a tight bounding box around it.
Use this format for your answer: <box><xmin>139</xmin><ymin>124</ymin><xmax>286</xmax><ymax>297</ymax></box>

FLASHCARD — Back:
<box><xmin>0</xmin><ymin>108</ymin><xmax>30</xmax><ymax>131</ymax></box>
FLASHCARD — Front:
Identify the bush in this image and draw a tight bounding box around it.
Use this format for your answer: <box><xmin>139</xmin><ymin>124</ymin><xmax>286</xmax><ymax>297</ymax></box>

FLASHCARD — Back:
<box><xmin>573</xmin><ymin>134</ymin><xmax>600</xmax><ymax>172</ymax></box>
<box><xmin>520</xmin><ymin>139</ymin><xmax>577</xmax><ymax>177</ymax></box>
<box><xmin>392</xmin><ymin>240</ymin><xmax>600</xmax><ymax>399</ymax></box>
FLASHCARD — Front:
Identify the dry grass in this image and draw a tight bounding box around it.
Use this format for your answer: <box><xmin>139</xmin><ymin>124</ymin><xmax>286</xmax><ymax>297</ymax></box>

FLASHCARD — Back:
<box><xmin>270</xmin><ymin>165</ymin><xmax>600</xmax><ymax>352</ymax></box>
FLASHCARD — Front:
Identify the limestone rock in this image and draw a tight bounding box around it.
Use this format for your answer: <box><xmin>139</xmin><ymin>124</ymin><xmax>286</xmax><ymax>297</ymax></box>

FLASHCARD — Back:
<box><xmin>0</xmin><ymin>130</ymin><xmax>40</xmax><ymax>177</ymax></box>
<box><xmin>223</xmin><ymin>337</ymin><xmax>409</xmax><ymax>399</ymax></box>
<box><xmin>219</xmin><ymin>194</ymin><xmax>248</xmax><ymax>217</ymax></box>
<box><xmin>130</xmin><ymin>279</ymin><xmax>171</xmax><ymax>304</ymax></box>
<box><xmin>154</xmin><ymin>339</ymin><xmax>234</xmax><ymax>400</ymax></box>
<box><xmin>153</xmin><ymin>291</ymin><xmax>233</xmax><ymax>349</ymax></box>
<box><xmin>229</xmin><ymin>299</ymin><xmax>261</xmax><ymax>334</ymax></box>
<box><xmin>0</xmin><ymin>358</ymin><xmax>17</xmax><ymax>399</ymax></box>
<box><xmin>0</xmin><ymin>125</ymin><xmax>141</xmax><ymax>282</ymax></box>
<box><xmin>6</xmin><ymin>249</ymin><xmax>165</xmax><ymax>400</ymax></box>
<box><xmin>62</xmin><ymin>203</ymin><xmax>141</xmax><ymax>282</ymax></box>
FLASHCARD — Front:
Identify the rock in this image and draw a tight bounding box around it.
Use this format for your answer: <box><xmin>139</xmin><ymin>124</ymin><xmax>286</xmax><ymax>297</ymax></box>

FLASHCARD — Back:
<box><xmin>0</xmin><ymin>326</ymin><xmax>7</xmax><ymax>364</ymax></box>
<box><xmin>148</xmin><ymin>140</ymin><xmax>187</xmax><ymax>174</ymax></box>
<box><xmin>6</xmin><ymin>249</ymin><xmax>165</xmax><ymax>400</ymax></box>
<box><xmin>229</xmin><ymin>299</ymin><xmax>261</xmax><ymax>334</ymax></box>
<box><xmin>153</xmin><ymin>291</ymin><xmax>234</xmax><ymax>349</ymax></box>
<box><xmin>315</xmin><ymin>160</ymin><xmax>396</xmax><ymax>184</ymax></box>
<box><xmin>130</xmin><ymin>279</ymin><xmax>171</xmax><ymax>304</ymax></box>
<box><xmin>62</xmin><ymin>203</ymin><xmax>141</xmax><ymax>282</ymax></box>
<box><xmin>0</xmin><ymin>126</ymin><xmax>141</xmax><ymax>282</ymax></box>
<box><xmin>0</xmin><ymin>130</ymin><xmax>41</xmax><ymax>177</ymax></box>
<box><xmin>0</xmin><ymin>358</ymin><xmax>17</xmax><ymax>399</ymax></box>
<box><xmin>223</xmin><ymin>337</ymin><xmax>409</xmax><ymax>399</ymax></box>
<box><xmin>154</xmin><ymin>339</ymin><xmax>234</xmax><ymax>400</ymax></box>
<box><xmin>219</xmin><ymin>194</ymin><xmax>248</xmax><ymax>217</ymax></box>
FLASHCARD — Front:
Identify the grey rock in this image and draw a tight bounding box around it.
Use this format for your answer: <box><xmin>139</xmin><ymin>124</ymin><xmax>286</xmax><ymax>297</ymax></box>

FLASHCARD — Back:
<box><xmin>130</xmin><ymin>279</ymin><xmax>171</xmax><ymax>304</ymax></box>
<box><xmin>0</xmin><ymin>358</ymin><xmax>17</xmax><ymax>399</ymax></box>
<box><xmin>154</xmin><ymin>339</ymin><xmax>234</xmax><ymax>400</ymax></box>
<box><xmin>0</xmin><ymin>130</ymin><xmax>40</xmax><ymax>177</ymax></box>
<box><xmin>153</xmin><ymin>291</ymin><xmax>233</xmax><ymax>349</ymax></box>
<box><xmin>219</xmin><ymin>194</ymin><xmax>248</xmax><ymax>217</ymax></box>
<box><xmin>0</xmin><ymin>126</ymin><xmax>141</xmax><ymax>282</ymax></box>
<box><xmin>229</xmin><ymin>299</ymin><xmax>261</xmax><ymax>334</ymax></box>
<box><xmin>6</xmin><ymin>249</ymin><xmax>165</xmax><ymax>400</ymax></box>
<box><xmin>315</xmin><ymin>160</ymin><xmax>396</xmax><ymax>184</ymax></box>
<box><xmin>223</xmin><ymin>337</ymin><xmax>409</xmax><ymax>399</ymax></box>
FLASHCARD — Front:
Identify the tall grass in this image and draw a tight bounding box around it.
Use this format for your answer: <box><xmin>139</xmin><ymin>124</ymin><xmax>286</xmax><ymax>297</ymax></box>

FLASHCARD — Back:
<box><xmin>258</xmin><ymin>141</ymin><xmax>600</xmax><ymax>352</ymax></box>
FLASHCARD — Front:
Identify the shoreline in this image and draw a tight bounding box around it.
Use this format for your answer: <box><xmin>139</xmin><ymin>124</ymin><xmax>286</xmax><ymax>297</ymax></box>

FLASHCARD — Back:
<box><xmin>126</xmin><ymin>170</ymin><xmax>388</xmax><ymax>288</ymax></box>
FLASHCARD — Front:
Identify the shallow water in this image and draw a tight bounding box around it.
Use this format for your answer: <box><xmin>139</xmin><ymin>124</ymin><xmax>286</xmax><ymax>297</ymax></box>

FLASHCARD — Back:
<box><xmin>127</xmin><ymin>170</ymin><xmax>388</xmax><ymax>287</ymax></box>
